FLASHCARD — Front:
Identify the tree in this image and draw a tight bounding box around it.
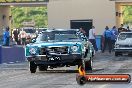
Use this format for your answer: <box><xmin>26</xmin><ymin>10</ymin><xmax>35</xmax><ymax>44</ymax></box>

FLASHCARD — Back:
<box><xmin>11</xmin><ymin>7</ymin><xmax>48</xmax><ymax>28</ymax></box>
<box><xmin>123</xmin><ymin>6</ymin><xmax>132</xmax><ymax>25</ymax></box>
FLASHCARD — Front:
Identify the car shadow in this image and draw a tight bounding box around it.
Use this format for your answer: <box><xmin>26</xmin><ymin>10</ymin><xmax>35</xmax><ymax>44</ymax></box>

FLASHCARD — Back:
<box><xmin>37</xmin><ymin>68</ymin><xmax>103</xmax><ymax>73</ymax></box>
<box><xmin>39</xmin><ymin>69</ymin><xmax>78</xmax><ymax>73</ymax></box>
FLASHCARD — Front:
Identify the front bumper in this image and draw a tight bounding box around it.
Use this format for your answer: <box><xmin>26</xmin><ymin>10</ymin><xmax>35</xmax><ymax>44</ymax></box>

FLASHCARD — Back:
<box><xmin>114</xmin><ymin>48</ymin><xmax>132</xmax><ymax>52</ymax></box>
<box><xmin>26</xmin><ymin>54</ymin><xmax>82</xmax><ymax>64</ymax></box>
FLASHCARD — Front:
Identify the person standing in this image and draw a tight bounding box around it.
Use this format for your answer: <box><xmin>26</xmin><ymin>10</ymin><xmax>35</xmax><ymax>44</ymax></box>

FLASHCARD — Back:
<box><xmin>79</xmin><ymin>27</ymin><xmax>86</xmax><ymax>35</ymax></box>
<box><xmin>126</xmin><ymin>26</ymin><xmax>131</xmax><ymax>32</ymax></box>
<box><xmin>89</xmin><ymin>26</ymin><xmax>98</xmax><ymax>51</ymax></box>
<box><xmin>118</xmin><ymin>24</ymin><xmax>127</xmax><ymax>33</ymax></box>
<box><xmin>19</xmin><ymin>29</ymin><xmax>27</xmax><ymax>45</ymax></box>
<box><xmin>111</xmin><ymin>26</ymin><xmax>118</xmax><ymax>51</ymax></box>
<box><xmin>12</xmin><ymin>28</ymin><xmax>20</xmax><ymax>45</ymax></box>
<box><xmin>3</xmin><ymin>27</ymin><xmax>10</xmax><ymax>46</ymax></box>
<box><xmin>102</xmin><ymin>26</ymin><xmax>112</xmax><ymax>53</ymax></box>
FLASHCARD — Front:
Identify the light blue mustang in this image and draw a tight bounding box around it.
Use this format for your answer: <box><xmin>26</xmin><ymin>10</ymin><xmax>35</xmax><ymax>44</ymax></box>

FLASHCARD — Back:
<box><xmin>25</xmin><ymin>29</ymin><xmax>94</xmax><ymax>73</ymax></box>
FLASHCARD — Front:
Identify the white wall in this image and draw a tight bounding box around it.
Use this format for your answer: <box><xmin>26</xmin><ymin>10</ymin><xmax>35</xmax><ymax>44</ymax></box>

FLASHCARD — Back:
<box><xmin>48</xmin><ymin>0</ymin><xmax>116</xmax><ymax>35</ymax></box>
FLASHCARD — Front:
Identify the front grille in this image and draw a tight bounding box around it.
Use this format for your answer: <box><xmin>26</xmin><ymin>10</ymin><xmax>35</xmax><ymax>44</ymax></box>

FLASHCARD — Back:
<box><xmin>46</xmin><ymin>46</ymin><xmax>69</xmax><ymax>54</ymax></box>
<box><xmin>119</xmin><ymin>45</ymin><xmax>132</xmax><ymax>48</ymax></box>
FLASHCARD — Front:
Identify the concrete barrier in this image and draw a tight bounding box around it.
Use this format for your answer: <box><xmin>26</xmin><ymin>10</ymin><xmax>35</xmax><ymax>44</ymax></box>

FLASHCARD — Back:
<box><xmin>0</xmin><ymin>45</ymin><xmax>25</xmax><ymax>64</ymax></box>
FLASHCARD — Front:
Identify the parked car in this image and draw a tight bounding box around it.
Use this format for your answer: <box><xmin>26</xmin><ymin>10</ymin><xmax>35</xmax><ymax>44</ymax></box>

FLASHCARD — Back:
<box><xmin>114</xmin><ymin>32</ymin><xmax>132</xmax><ymax>56</ymax></box>
<box><xmin>25</xmin><ymin>29</ymin><xmax>95</xmax><ymax>73</ymax></box>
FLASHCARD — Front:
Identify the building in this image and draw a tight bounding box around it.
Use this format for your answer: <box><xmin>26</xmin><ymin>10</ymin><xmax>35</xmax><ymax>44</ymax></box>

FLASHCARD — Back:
<box><xmin>0</xmin><ymin>0</ymin><xmax>132</xmax><ymax>35</ymax></box>
<box><xmin>0</xmin><ymin>0</ymin><xmax>48</xmax><ymax>35</ymax></box>
<box><xmin>48</xmin><ymin>0</ymin><xmax>132</xmax><ymax>35</ymax></box>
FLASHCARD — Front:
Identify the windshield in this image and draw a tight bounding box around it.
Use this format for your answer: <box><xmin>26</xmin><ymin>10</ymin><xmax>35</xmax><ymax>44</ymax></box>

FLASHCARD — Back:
<box><xmin>23</xmin><ymin>29</ymin><xmax>36</xmax><ymax>33</ymax></box>
<box><xmin>118</xmin><ymin>33</ymin><xmax>132</xmax><ymax>40</ymax></box>
<box><xmin>36</xmin><ymin>29</ymin><xmax>47</xmax><ymax>33</ymax></box>
<box><xmin>36</xmin><ymin>30</ymin><xmax>81</xmax><ymax>42</ymax></box>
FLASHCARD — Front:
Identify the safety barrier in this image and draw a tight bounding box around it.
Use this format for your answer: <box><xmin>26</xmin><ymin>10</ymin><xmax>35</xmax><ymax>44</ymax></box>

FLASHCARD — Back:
<box><xmin>95</xmin><ymin>35</ymin><xmax>102</xmax><ymax>50</ymax></box>
<box><xmin>0</xmin><ymin>45</ymin><xmax>25</xmax><ymax>64</ymax></box>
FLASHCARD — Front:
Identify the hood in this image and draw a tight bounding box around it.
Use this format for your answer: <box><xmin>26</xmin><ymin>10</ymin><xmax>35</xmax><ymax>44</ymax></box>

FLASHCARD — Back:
<box><xmin>27</xmin><ymin>41</ymin><xmax>82</xmax><ymax>47</ymax></box>
<box><xmin>116</xmin><ymin>38</ymin><xmax>132</xmax><ymax>45</ymax></box>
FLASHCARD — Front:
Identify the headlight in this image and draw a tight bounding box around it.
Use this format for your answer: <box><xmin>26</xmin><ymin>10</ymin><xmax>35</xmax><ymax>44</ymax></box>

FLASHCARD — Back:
<box><xmin>71</xmin><ymin>45</ymin><xmax>78</xmax><ymax>52</ymax></box>
<box><xmin>29</xmin><ymin>48</ymin><xmax>37</xmax><ymax>55</ymax></box>
<box><xmin>31</xmin><ymin>34</ymin><xmax>36</xmax><ymax>38</ymax></box>
<box><xmin>115</xmin><ymin>44</ymin><xmax>119</xmax><ymax>48</ymax></box>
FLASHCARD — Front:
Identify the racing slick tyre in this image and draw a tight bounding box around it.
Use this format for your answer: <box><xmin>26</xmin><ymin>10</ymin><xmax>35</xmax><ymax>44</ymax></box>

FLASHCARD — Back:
<box><xmin>82</xmin><ymin>58</ymin><xmax>92</xmax><ymax>73</ymax></box>
<box><xmin>30</xmin><ymin>61</ymin><xmax>37</xmax><ymax>73</ymax></box>
<box><xmin>39</xmin><ymin>65</ymin><xmax>48</xmax><ymax>71</ymax></box>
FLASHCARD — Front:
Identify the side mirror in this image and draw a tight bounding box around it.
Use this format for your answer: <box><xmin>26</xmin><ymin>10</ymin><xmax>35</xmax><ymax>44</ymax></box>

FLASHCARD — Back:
<box><xmin>32</xmin><ymin>38</ymin><xmax>36</xmax><ymax>43</ymax></box>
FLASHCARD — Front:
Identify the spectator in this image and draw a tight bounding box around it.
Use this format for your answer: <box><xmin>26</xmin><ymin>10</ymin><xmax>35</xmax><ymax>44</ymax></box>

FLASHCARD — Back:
<box><xmin>79</xmin><ymin>27</ymin><xmax>86</xmax><ymax>35</ymax></box>
<box><xmin>89</xmin><ymin>26</ymin><xmax>98</xmax><ymax>51</ymax></box>
<box><xmin>111</xmin><ymin>26</ymin><xmax>118</xmax><ymax>51</ymax></box>
<box><xmin>19</xmin><ymin>29</ymin><xmax>27</xmax><ymax>45</ymax></box>
<box><xmin>126</xmin><ymin>26</ymin><xmax>131</xmax><ymax>32</ymax></box>
<box><xmin>118</xmin><ymin>24</ymin><xmax>126</xmax><ymax>33</ymax></box>
<box><xmin>102</xmin><ymin>26</ymin><xmax>112</xmax><ymax>53</ymax></box>
<box><xmin>3</xmin><ymin>27</ymin><xmax>10</xmax><ymax>46</ymax></box>
<box><xmin>12</xmin><ymin>28</ymin><xmax>20</xmax><ymax>45</ymax></box>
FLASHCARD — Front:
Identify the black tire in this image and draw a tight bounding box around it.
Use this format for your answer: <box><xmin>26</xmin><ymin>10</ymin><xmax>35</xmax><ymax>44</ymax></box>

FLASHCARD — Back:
<box><xmin>80</xmin><ymin>58</ymin><xmax>92</xmax><ymax>73</ymax></box>
<box><xmin>30</xmin><ymin>61</ymin><xmax>37</xmax><ymax>73</ymax></box>
<box><xmin>39</xmin><ymin>65</ymin><xmax>48</xmax><ymax>71</ymax></box>
<box><xmin>128</xmin><ymin>75</ymin><xmax>131</xmax><ymax>83</ymax></box>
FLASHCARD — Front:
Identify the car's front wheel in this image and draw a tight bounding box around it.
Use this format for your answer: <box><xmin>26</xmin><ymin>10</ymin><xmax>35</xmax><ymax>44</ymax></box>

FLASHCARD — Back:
<box><xmin>84</xmin><ymin>58</ymin><xmax>92</xmax><ymax>72</ymax></box>
<box><xmin>30</xmin><ymin>61</ymin><xmax>37</xmax><ymax>73</ymax></box>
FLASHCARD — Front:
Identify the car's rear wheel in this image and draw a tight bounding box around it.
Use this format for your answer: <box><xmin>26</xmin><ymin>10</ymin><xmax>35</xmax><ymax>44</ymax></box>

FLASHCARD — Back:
<box><xmin>84</xmin><ymin>58</ymin><xmax>92</xmax><ymax>72</ymax></box>
<box><xmin>39</xmin><ymin>65</ymin><xmax>48</xmax><ymax>71</ymax></box>
<box><xmin>78</xmin><ymin>58</ymin><xmax>92</xmax><ymax>73</ymax></box>
<box><xmin>30</xmin><ymin>61</ymin><xmax>37</xmax><ymax>73</ymax></box>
